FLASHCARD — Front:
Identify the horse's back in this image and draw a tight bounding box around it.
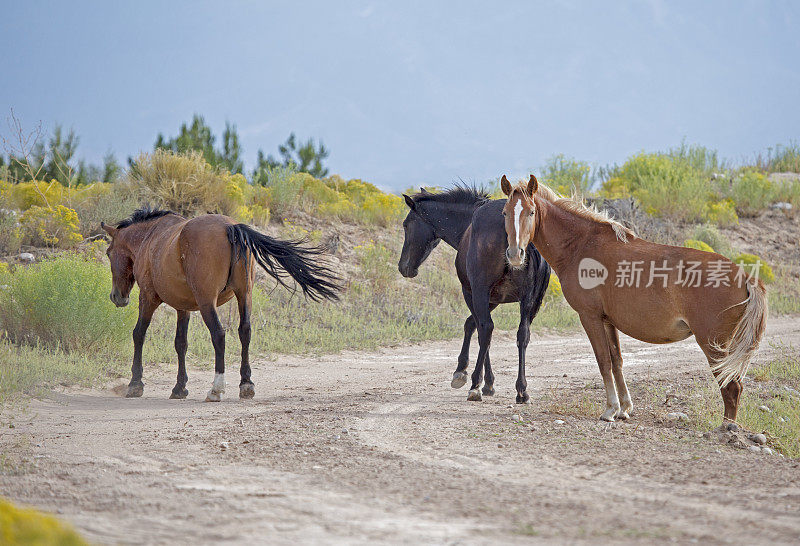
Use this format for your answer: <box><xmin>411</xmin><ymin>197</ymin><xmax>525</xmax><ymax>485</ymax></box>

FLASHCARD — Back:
<box><xmin>150</xmin><ymin>215</ymin><xmax>239</xmax><ymax>308</ymax></box>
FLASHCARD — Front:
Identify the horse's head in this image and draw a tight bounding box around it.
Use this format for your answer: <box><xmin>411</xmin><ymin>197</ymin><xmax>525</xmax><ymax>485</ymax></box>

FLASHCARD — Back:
<box><xmin>101</xmin><ymin>222</ymin><xmax>134</xmax><ymax>307</ymax></box>
<box><xmin>501</xmin><ymin>174</ymin><xmax>538</xmax><ymax>268</ymax></box>
<box><xmin>398</xmin><ymin>193</ymin><xmax>440</xmax><ymax>278</ymax></box>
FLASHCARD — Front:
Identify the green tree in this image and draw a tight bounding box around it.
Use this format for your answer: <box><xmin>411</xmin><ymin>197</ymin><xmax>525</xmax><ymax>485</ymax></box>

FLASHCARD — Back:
<box><xmin>258</xmin><ymin>133</ymin><xmax>329</xmax><ymax>178</ymax></box>
<box><xmin>154</xmin><ymin>115</ymin><xmax>244</xmax><ymax>174</ymax></box>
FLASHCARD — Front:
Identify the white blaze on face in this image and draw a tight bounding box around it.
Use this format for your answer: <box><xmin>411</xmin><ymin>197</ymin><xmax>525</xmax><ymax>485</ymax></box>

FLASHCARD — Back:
<box><xmin>513</xmin><ymin>199</ymin><xmax>523</xmax><ymax>249</ymax></box>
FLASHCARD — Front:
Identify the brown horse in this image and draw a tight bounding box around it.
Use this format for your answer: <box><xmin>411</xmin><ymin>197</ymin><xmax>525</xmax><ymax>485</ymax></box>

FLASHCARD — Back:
<box><xmin>101</xmin><ymin>208</ymin><xmax>339</xmax><ymax>401</ymax></box>
<box><xmin>501</xmin><ymin>175</ymin><xmax>767</xmax><ymax>422</ymax></box>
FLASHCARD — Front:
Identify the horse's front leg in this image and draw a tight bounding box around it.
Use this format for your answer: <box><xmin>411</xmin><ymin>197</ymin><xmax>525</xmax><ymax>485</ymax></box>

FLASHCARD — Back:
<box><xmin>170</xmin><ymin>310</ymin><xmax>190</xmax><ymax>399</ymax></box>
<box><xmin>579</xmin><ymin>313</ymin><xmax>620</xmax><ymax>421</ymax></box>
<box><xmin>127</xmin><ymin>295</ymin><xmax>160</xmax><ymax>398</ymax></box>
<box><xmin>199</xmin><ymin>303</ymin><xmax>226</xmax><ymax>402</ymax></box>
<box><xmin>515</xmin><ymin>297</ymin><xmax>535</xmax><ymax>404</ymax></box>
<box><xmin>451</xmin><ymin>315</ymin><xmax>476</xmax><ymax>389</ymax></box>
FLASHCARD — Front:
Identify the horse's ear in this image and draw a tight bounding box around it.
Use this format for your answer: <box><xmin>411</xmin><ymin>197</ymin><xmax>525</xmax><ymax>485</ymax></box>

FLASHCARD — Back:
<box><xmin>420</xmin><ymin>187</ymin><xmax>430</xmax><ymax>195</ymax></box>
<box><xmin>403</xmin><ymin>194</ymin><xmax>416</xmax><ymax>210</ymax></box>
<box><xmin>500</xmin><ymin>175</ymin><xmax>512</xmax><ymax>196</ymax></box>
<box><xmin>526</xmin><ymin>174</ymin><xmax>539</xmax><ymax>196</ymax></box>
<box><xmin>101</xmin><ymin>221</ymin><xmax>118</xmax><ymax>238</ymax></box>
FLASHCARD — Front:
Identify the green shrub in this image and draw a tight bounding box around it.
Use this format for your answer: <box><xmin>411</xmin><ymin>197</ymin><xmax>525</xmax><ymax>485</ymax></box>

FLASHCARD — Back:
<box><xmin>599</xmin><ymin>144</ymin><xmax>740</xmax><ymax>224</ymax></box>
<box><xmin>683</xmin><ymin>239</ymin><xmax>714</xmax><ymax>252</ymax></box>
<box><xmin>688</xmin><ymin>223</ymin><xmax>733</xmax><ymax>257</ymax></box>
<box><xmin>354</xmin><ymin>241</ymin><xmax>396</xmax><ymax>293</ymax></box>
<box><xmin>734</xmin><ymin>253</ymin><xmax>775</xmax><ymax>283</ymax></box>
<box><xmin>19</xmin><ymin>205</ymin><xmax>83</xmax><ymax>248</ymax></box>
<box><xmin>0</xmin><ymin>497</ymin><xmax>87</xmax><ymax>546</ymax></box>
<box><xmin>70</xmin><ymin>182</ymin><xmax>141</xmax><ymax>235</ymax></box>
<box><xmin>0</xmin><ymin>210</ymin><xmax>21</xmax><ymax>255</ymax></box>
<box><xmin>726</xmin><ymin>170</ymin><xmax>775</xmax><ymax>217</ymax></box>
<box><xmin>541</xmin><ymin>154</ymin><xmax>593</xmax><ymax>196</ymax></box>
<box><xmin>756</xmin><ymin>142</ymin><xmax>800</xmax><ymax>173</ymax></box>
<box><xmin>0</xmin><ymin>253</ymin><xmax>138</xmax><ymax>351</ymax></box>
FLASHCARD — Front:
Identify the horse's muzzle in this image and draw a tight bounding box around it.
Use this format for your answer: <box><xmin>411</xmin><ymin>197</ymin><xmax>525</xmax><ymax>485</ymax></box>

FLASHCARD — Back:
<box><xmin>110</xmin><ymin>291</ymin><xmax>129</xmax><ymax>307</ymax></box>
<box><xmin>505</xmin><ymin>246</ymin><xmax>526</xmax><ymax>268</ymax></box>
<box><xmin>398</xmin><ymin>262</ymin><xmax>418</xmax><ymax>278</ymax></box>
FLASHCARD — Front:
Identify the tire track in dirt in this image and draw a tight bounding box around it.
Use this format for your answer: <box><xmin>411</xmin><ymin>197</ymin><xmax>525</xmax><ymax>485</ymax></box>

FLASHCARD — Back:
<box><xmin>1</xmin><ymin>318</ymin><xmax>799</xmax><ymax>544</ymax></box>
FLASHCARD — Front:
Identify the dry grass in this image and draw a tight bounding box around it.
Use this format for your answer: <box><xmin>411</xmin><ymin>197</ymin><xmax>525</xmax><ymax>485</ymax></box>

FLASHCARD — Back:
<box><xmin>127</xmin><ymin>149</ymin><xmax>229</xmax><ymax>216</ymax></box>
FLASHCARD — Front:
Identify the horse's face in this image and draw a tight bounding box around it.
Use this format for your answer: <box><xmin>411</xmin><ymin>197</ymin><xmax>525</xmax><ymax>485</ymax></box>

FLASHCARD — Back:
<box><xmin>398</xmin><ymin>195</ymin><xmax>440</xmax><ymax>278</ymax></box>
<box><xmin>501</xmin><ymin>174</ymin><xmax>538</xmax><ymax>268</ymax></box>
<box><xmin>101</xmin><ymin>222</ymin><xmax>134</xmax><ymax>307</ymax></box>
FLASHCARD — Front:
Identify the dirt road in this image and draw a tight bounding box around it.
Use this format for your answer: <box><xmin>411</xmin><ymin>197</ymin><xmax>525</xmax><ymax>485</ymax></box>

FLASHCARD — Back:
<box><xmin>2</xmin><ymin>318</ymin><xmax>800</xmax><ymax>544</ymax></box>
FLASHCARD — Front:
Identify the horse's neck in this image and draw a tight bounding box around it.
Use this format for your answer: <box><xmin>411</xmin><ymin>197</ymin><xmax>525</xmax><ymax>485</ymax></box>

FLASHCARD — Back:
<box><xmin>426</xmin><ymin>202</ymin><xmax>476</xmax><ymax>248</ymax></box>
<box><xmin>532</xmin><ymin>196</ymin><xmax>592</xmax><ymax>275</ymax></box>
<box><xmin>119</xmin><ymin>219</ymin><xmax>169</xmax><ymax>258</ymax></box>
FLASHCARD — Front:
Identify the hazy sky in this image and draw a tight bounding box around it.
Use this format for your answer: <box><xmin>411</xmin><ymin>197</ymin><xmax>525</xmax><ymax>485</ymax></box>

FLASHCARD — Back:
<box><xmin>2</xmin><ymin>1</ymin><xmax>798</xmax><ymax>190</ymax></box>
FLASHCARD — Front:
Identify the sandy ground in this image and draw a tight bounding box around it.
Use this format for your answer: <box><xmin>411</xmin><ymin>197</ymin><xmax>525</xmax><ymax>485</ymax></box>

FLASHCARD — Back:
<box><xmin>2</xmin><ymin>318</ymin><xmax>800</xmax><ymax>545</ymax></box>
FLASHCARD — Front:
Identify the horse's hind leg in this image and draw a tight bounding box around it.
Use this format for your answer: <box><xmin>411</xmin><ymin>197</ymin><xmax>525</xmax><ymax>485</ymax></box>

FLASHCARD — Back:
<box><xmin>451</xmin><ymin>315</ymin><xmax>476</xmax><ymax>389</ymax></box>
<box><xmin>468</xmin><ymin>291</ymin><xmax>494</xmax><ymax>401</ymax></box>
<box><xmin>199</xmin><ymin>302</ymin><xmax>226</xmax><ymax>402</ymax></box>
<box><xmin>236</xmin><ymin>290</ymin><xmax>255</xmax><ymax>399</ymax></box>
<box><xmin>127</xmin><ymin>295</ymin><xmax>160</xmax><ymax>398</ymax></box>
<box><xmin>580</xmin><ymin>314</ymin><xmax>620</xmax><ymax>421</ymax></box>
<box><xmin>170</xmin><ymin>310</ymin><xmax>190</xmax><ymax>399</ymax></box>
<box><xmin>698</xmin><ymin>338</ymin><xmax>742</xmax><ymax>423</ymax></box>
<box><xmin>604</xmin><ymin>322</ymin><xmax>632</xmax><ymax>419</ymax></box>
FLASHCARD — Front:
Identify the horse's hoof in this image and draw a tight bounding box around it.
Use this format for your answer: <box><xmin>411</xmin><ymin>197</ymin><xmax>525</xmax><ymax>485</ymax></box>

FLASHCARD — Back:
<box><xmin>467</xmin><ymin>389</ymin><xmax>482</xmax><ymax>402</ymax></box>
<box><xmin>125</xmin><ymin>383</ymin><xmax>144</xmax><ymax>398</ymax></box>
<box><xmin>205</xmin><ymin>391</ymin><xmax>222</xmax><ymax>402</ymax></box>
<box><xmin>169</xmin><ymin>387</ymin><xmax>188</xmax><ymax>400</ymax></box>
<box><xmin>239</xmin><ymin>382</ymin><xmax>255</xmax><ymax>399</ymax></box>
<box><xmin>451</xmin><ymin>371</ymin><xmax>468</xmax><ymax>389</ymax></box>
<box><xmin>516</xmin><ymin>392</ymin><xmax>531</xmax><ymax>404</ymax></box>
<box><xmin>481</xmin><ymin>385</ymin><xmax>495</xmax><ymax>396</ymax></box>
<box><xmin>616</xmin><ymin>410</ymin><xmax>630</xmax><ymax>421</ymax></box>
<box><xmin>600</xmin><ymin>409</ymin><xmax>617</xmax><ymax>422</ymax></box>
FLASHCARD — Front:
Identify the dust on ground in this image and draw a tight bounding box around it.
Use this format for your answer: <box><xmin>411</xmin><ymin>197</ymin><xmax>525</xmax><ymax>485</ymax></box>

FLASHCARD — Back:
<box><xmin>2</xmin><ymin>318</ymin><xmax>800</xmax><ymax>545</ymax></box>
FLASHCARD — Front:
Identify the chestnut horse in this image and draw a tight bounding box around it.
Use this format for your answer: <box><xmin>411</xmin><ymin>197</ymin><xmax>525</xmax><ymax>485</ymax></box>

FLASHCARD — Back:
<box><xmin>501</xmin><ymin>175</ymin><xmax>767</xmax><ymax>422</ymax></box>
<box><xmin>101</xmin><ymin>208</ymin><xmax>339</xmax><ymax>401</ymax></box>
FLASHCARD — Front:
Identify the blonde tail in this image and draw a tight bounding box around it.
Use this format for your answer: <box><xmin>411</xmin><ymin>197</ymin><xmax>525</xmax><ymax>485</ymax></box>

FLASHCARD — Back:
<box><xmin>710</xmin><ymin>279</ymin><xmax>768</xmax><ymax>387</ymax></box>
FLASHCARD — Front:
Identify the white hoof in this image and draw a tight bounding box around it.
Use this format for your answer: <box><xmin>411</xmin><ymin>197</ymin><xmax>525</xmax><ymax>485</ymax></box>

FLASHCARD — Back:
<box><xmin>600</xmin><ymin>408</ymin><xmax>618</xmax><ymax>422</ymax></box>
<box><xmin>205</xmin><ymin>373</ymin><xmax>225</xmax><ymax>402</ymax></box>
<box><xmin>467</xmin><ymin>389</ymin><xmax>482</xmax><ymax>402</ymax></box>
<box><xmin>616</xmin><ymin>410</ymin><xmax>630</xmax><ymax>421</ymax></box>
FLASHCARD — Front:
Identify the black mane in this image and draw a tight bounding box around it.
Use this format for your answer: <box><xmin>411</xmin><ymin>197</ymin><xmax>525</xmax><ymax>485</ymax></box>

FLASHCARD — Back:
<box><xmin>412</xmin><ymin>182</ymin><xmax>491</xmax><ymax>206</ymax></box>
<box><xmin>117</xmin><ymin>207</ymin><xmax>178</xmax><ymax>229</ymax></box>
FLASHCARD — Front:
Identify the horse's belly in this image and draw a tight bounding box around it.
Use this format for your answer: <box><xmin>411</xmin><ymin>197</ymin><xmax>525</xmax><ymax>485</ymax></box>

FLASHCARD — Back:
<box><xmin>614</xmin><ymin>316</ymin><xmax>692</xmax><ymax>345</ymax></box>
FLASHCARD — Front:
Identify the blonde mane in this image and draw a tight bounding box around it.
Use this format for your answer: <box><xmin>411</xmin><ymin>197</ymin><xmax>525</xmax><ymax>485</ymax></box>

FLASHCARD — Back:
<box><xmin>516</xmin><ymin>182</ymin><xmax>635</xmax><ymax>243</ymax></box>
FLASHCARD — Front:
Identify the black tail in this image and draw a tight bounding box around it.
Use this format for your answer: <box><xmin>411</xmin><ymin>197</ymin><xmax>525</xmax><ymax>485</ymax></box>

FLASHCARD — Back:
<box><xmin>227</xmin><ymin>224</ymin><xmax>340</xmax><ymax>302</ymax></box>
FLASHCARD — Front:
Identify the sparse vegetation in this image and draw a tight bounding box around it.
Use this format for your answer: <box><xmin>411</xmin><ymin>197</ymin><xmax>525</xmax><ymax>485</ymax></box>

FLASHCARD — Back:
<box><xmin>2</xmin><ymin>126</ymin><xmax>800</xmax><ymax>405</ymax></box>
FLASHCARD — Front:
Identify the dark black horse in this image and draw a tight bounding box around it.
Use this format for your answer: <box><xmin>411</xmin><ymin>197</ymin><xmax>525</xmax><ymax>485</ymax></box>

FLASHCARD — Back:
<box><xmin>398</xmin><ymin>186</ymin><xmax>551</xmax><ymax>403</ymax></box>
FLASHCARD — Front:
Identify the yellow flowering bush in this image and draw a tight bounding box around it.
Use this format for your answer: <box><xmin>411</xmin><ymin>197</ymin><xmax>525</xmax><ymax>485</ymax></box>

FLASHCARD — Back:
<box><xmin>683</xmin><ymin>239</ymin><xmax>714</xmax><ymax>252</ymax></box>
<box><xmin>0</xmin><ymin>497</ymin><xmax>87</xmax><ymax>546</ymax></box>
<box><xmin>545</xmin><ymin>273</ymin><xmax>563</xmax><ymax>300</ymax></box>
<box><xmin>20</xmin><ymin>205</ymin><xmax>83</xmax><ymax>248</ymax></box>
<box><xmin>358</xmin><ymin>193</ymin><xmax>405</xmax><ymax>226</ymax></box>
<box><xmin>734</xmin><ymin>253</ymin><xmax>775</xmax><ymax>283</ymax></box>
